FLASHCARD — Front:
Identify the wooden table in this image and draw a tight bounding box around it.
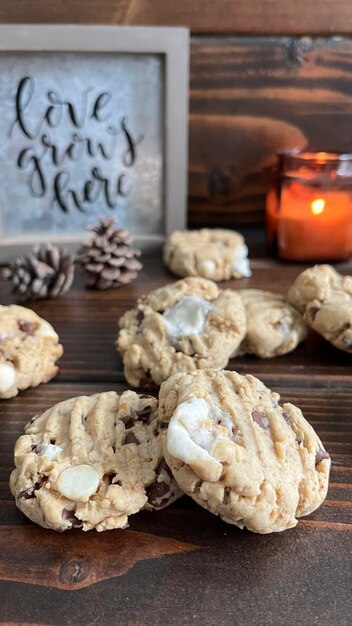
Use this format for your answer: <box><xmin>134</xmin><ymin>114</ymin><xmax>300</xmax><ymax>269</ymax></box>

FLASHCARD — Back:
<box><xmin>1</xmin><ymin>250</ymin><xmax>351</xmax><ymax>626</ymax></box>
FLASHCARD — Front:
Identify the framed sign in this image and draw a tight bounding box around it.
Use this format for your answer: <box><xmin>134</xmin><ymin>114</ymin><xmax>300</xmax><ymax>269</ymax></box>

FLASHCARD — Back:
<box><xmin>0</xmin><ymin>25</ymin><xmax>189</xmax><ymax>259</ymax></box>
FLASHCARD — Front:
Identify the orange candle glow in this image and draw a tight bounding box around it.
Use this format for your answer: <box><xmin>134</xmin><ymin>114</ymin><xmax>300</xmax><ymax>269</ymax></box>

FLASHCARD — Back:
<box><xmin>266</xmin><ymin>150</ymin><xmax>352</xmax><ymax>261</ymax></box>
<box><xmin>278</xmin><ymin>184</ymin><xmax>352</xmax><ymax>260</ymax></box>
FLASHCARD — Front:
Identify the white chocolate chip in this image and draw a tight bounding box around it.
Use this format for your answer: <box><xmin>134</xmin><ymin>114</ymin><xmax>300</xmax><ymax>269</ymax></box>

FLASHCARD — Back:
<box><xmin>0</xmin><ymin>362</ymin><xmax>16</xmax><ymax>392</ymax></box>
<box><xmin>0</xmin><ymin>331</ymin><xmax>8</xmax><ymax>342</ymax></box>
<box><xmin>197</xmin><ymin>259</ymin><xmax>216</xmax><ymax>276</ymax></box>
<box><xmin>36</xmin><ymin>321</ymin><xmax>59</xmax><ymax>341</ymax></box>
<box><xmin>163</xmin><ymin>296</ymin><xmax>213</xmax><ymax>340</ymax></box>
<box><xmin>39</xmin><ymin>443</ymin><xmax>63</xmax><ymax>459</ymax></box>
<box><xmin>231</xmin><ymin>244</ymin><xmax>251</xmax><ymax>277</ymax></box>
<box><xmin>56</xmin><ymin>464</ymin><xmax>99</xmax><ymax>502</ymax></box>
<box><xmin>167</xmin><ymin>397</ymin><xmax>234</xmax><ymax>481</ymax></box>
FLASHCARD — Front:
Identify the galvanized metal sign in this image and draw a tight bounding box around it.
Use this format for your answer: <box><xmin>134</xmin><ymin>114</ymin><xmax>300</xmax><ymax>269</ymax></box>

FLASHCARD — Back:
<box><xmin>0</xmin><ymin>26</ymin><xmax>189</xmax><ymax>258</ymax></box>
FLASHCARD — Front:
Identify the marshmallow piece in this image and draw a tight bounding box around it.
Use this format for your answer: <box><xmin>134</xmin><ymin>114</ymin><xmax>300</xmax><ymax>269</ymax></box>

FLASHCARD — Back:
<box><xmin>56</xmin><ymin>464</ymin><xmax>99</xmax><ymax>502</ymax></box>
<box><xmin>167</xmin><ymin>397</ymin><xmax>234</xmax><ymax>482</ymax></box>
<box><xmin>36</xmin><ymin>321</ymin><xmax>59</xmax><ymax>342</ymax></box>
<box><xmin>0</xmin><ymin>362</ymin><xmax>16</xmax><ymax>392</ymax></box>
<box><xmin>39</xmin><ymin>443</ymin><xmax>63</xmax><ymax>459</ymax></box>
<box><xmin>197</xmin><ymin>259</ymin><xmax>216</xmax><ymax>276</ymax></box>
<box><xmin>232</xmin><ymin>244</ymin><xmax>251</xmax><ymax>278</ymax></box>
<box><xmin>163</xmin><ymin>296</ymin><xmax>213</xmax><ymax>340</ymax></box>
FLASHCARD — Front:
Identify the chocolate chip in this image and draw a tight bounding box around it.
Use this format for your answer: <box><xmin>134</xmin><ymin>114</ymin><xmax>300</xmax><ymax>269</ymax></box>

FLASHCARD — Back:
<box><xmin>223</xmin><ymin>487</ymin><xmax>231</xmax><ymax>506</ymax></box>
<box><xmin>146</xmin><ymin>479</ymin><xmax>171</xmax><ymax>508</ymax></box>
<box><xmin>308</xmin><ymin>307</ymin><xmax>320</xmax><ymax>321</ymax></box>
<box><xmin>252</xmin><ymin>410</ymin><xmax>270</xmax><ymax>430</ymax></box>
<box><xmin>18</xmin><ymin>319</ymin><xmax>37</xmax><ymax>334</ymax></box>
<box><xmin>135</xmin><ymin>405</ymin><xmax>152</xmax><ymax>422</ymax></box>
<box><xmin>139</xmin><ymin>373</ymin><xmax>158</xmax><ymax>392</ymax></box>
<box><xmin>121</xmin><ymin>415</ymin><xmax>135</xmax><ymax>429</ymax></box>
<box><xmin>136</xmin><ymin>310</ymin><xmax>144</xmax><ymax>325</ymax></box>
<box><xmin>315</xmin><ymin>449</ymin><xmax>330</xmax><ymax>465</ymax></box>
<box><xmin>19</xmin><ymin>482</ymin><xmax>40</xmax><ymax>499</ymax></box>
<box><xmin>283</xmin><ymin>411</ymin><xmax>291</xmax><ymax>424</ymax></box>
<box><xmin>103</xmin><ymin>471</ymin><xmax>117</xmax><ymax>484</ymax></box>
<box><xmin>124</xmin><ymin>432</ymin><xmax>139</xmax><ymax>445</ymax></box>
<box><xmin>62</xmin><ymin>508</ymin><xmax>83</xmax><ymax>528</ymax></box>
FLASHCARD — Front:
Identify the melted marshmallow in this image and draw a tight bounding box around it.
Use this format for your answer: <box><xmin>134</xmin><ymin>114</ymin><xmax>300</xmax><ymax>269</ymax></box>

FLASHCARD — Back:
<box><xmin>167</xmin><ymin>397</ymin><xmax>234</xmax><ymax>480</ymax></box>
<box><xmin>36</xmin><ymin>321</ymin><xmax>59</xmax><ymax>341</ymax></box>
<box><xmin>232</xmin><ymin>244</ymin><xmax>251</xmax><ymax>277</ymax></box>
<box><xmin>56</xmin><ymin>464</ymin><xmax>99</xmax><ymax>502</ymax></box>
<box><xmin>39</xmin><ymin>443</ymin><xmax>63</xmax><ymax>459</ymax></box>
<box><xmin>163</xmin><ymin>296</ymin><xmax>213</xmax><ymax>340</ymax></box>
<box><xmin>0</xmin><ymin>362</ymin><xmax>16</xmax><ymax>392</ymax></box>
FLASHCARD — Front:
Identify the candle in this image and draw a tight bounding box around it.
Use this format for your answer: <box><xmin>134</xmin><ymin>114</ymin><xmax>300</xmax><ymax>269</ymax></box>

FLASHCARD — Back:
<box><xmin>278</xmin><ymin>183</ymin><xmax>352</xmax><ymax>260</ymax></box>
<box><xmin>266</xmin><ymin>150</ymin><xmax>352</xmax><ymax>261</ymax></box>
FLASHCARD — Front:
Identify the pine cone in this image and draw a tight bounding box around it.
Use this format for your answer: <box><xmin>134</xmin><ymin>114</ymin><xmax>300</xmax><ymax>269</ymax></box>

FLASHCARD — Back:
<box><xmin>77</xmin><ymin>218</ymin><xmax>143</xmax><ymax>289</ymax></box>
<box><xmin>2</xmin><ymin>244</ymin><xmax>75</xmax><ymax>301</ymax></box>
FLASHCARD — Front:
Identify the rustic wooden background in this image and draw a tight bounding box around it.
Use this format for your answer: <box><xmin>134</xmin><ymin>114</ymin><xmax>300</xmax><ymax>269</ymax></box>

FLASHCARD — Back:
<box><xmin>1</xmin><ymin>2</ymin><xmax>352</xmax><ymax>226</ymax></box>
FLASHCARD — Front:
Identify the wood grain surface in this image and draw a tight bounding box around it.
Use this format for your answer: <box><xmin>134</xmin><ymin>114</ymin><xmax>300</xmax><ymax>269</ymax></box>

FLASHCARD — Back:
<box><xmin>0</xmin><ymin>247</ymin><xmax>351</xmax><ymax>625</ymax></box>
<box><xmin>1</xmin><ymin>0</ymin><xmax>352</xmax><ymax>35</ymax></box>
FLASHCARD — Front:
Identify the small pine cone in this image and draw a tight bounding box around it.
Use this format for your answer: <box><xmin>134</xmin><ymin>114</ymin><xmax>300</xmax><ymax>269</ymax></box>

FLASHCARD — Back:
<box><xmin>77</xmin><ymin>218</ymin><xmax>143</xmax><ymax>289</ymax></box>
<box><xmin>2</xmin><ymin>244</ymin><xmax>75</xmax><ymax>301</ymax></box>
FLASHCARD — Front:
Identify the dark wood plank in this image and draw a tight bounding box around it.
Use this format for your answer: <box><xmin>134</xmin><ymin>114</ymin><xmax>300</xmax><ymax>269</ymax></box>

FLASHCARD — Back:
<box><xmin>0</xmin><ymin>0</ymin><xmax>130</xmax><ymax>25</ymax></box>
<box><xmin>1</xmin><ymin>522</ymin><xmax>351</xmax><ymax>626</ymax></box>
<box><xmin>1</xmin><ymin>0</ymin><xmax>352</xmax><ymax>35</ymax></box>
<box><xmin>126</xmin><ymin>1</ymin><xmax>352</xmax><ymax>36</ymax></box>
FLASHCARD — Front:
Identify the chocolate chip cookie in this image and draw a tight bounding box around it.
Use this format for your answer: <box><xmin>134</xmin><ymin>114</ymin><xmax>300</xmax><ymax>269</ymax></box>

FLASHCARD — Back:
<box><xmin>117</xmin><ymin>277</ymin><xmax>246</xmax><ymax>388</ymax></box>
<box><xmin>234</xmin><ymin>289</ymin><xmax>307</xmax><ymax>358</ymax></box>
<box><xmin>159</xmin><ymin>369</ymin><xmax>330</xmax><ymax>534</ymax></box>
<box><xmin>0</xmin><ymin>305</ymin><xmax>63</xmax><ymax>399</ymax></box>
<box><xmin>163</xmin><ymin>229</ymin><xmax>251</xmax><ymax>281</ymax></box>
<box><xmin>288</xmin><ymin>265</ymin><xmax>352</xmax><ymax>353</ymax></box>
<box><xmin>10</xmin><ymin>390</ymin><xmax>182</xmax><ymax>531</ymax></box>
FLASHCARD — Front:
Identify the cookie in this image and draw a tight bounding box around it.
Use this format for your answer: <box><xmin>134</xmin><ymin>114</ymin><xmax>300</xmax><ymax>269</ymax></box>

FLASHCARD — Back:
<box><xmin>117</xmin><ymin>277</ymin><xmax>246</xmax><ymax>388</ymax></box>
<box><xmin>10</xmin><ymin>390</ymin><xmax>182</xmax><ymax>531</ymax></box>
<box><xmin>288</xmin><ymin>265</ymin><xmax>352</xmax><ymax>353</ymax></box>
<box><xmin>163</xmin><ymin>229</ymin><xmax>251</xmax><ymax>281</ymax></box>
<box><xmin>233</xmin><ymin>289</ymin><xmax>307</xmax><ymax>358</ymax></box>
<box><xmin>0</xmin><ymin>305</ymin><xmax>63</xmax><ymax>399</ymax></box>
<box><xmin>159</xmin><ymin>369</ymin><xmax>330</xmax><ymax>534</ymax></box>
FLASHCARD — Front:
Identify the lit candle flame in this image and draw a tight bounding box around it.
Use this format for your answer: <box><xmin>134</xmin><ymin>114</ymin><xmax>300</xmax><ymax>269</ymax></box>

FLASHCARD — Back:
<box><xmin>311</xmin><ymin>198</ymin><xmax>325</xmax><ymax>215</ymax></box>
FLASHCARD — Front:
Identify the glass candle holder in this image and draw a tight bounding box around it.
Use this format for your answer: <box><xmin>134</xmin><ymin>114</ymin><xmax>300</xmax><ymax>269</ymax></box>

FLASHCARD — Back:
<box><xmin>266</xmin><ymin>150</ymin><xmax>352</xmax><ymax>261</ymax></box>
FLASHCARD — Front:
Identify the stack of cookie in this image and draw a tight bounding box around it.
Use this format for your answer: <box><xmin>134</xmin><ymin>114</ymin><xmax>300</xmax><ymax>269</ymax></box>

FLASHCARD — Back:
<box><xmin>10</xmin><ymin>369</ymin><xmax>331</xmax><ymax>534</ymax></box>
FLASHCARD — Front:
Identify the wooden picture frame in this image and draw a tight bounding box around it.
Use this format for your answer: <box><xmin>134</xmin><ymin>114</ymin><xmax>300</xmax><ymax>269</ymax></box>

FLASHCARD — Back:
<box><xmin>0</xmin><ymin>24</ymin><xmax>189</xmax><ymax>259</ymax></box>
